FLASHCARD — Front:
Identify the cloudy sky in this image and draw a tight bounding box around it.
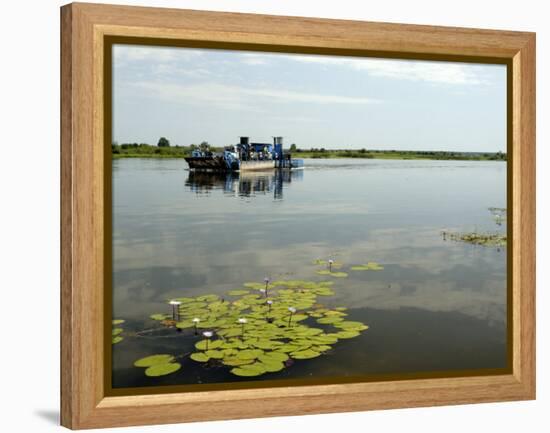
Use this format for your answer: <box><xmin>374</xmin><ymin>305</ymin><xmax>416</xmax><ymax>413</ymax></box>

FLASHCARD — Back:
<box><xmin>112</xmin><ymin>44</ymin><xmax>506</xmax><ymax>152</ymax></box>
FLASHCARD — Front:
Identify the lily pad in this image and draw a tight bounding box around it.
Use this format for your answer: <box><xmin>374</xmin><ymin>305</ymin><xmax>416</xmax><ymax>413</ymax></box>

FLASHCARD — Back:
<box><xmin>276</xmin><ymin>344</ymin><xmax>302</xmax><ymax>353</ymax></box>
<box><xmin>205</xmin><ymin>350</ymin><xmax>225</xmax><ymax>359</ymax></box>
<box><xmin>259</xmin><ymin>352</ymin><xmax>289</xmax><ymax>363</ymax></box>
<box><xmin>243</xmin><ymin>282</ymin><xmax>266</xmax><ymax>290</ymax></box>
<box><xmin>316</xmin><ymin>270</ymin><xmax>348</xmax><ymax>278</ymax></box>
<box><xmin>310</xmin><ymin>334</ymin><xmax>339</xmax><ymax>345</ymax></box>
<box><xmin>134</xmin><ymin>354</ymin><xmax>175</xmax><ymax>367</ymax></box>
<box><xmin>336</xmin><ymin>321</ymin><xmax>366</xmax><ymax>330</ymax></box>
<box><xmin>290</xmin><ymin>349</ymin><xmax>321</xmax><ymax>359</ymax></box>
<box><xmin>351</xmin><ymin>262</ymin><xmax>384</xmax><ymax>271</ymax></box>
<box><xmin>112</xmin><ymin>336</ymin><xmax>123</xmax><ymax>344</ymax></box>
<box><xmin>197</xmin><ymin>294</ymin><xmax>219</xmax><ymax>302</ymax></box>
<box><xmin>173</xmin><ymin>297</ymin><xmax>194</xmax><ymax>303</ymax></box>
<box><xmin>317</xmin><ymin>316</ymin><xmax>344</xmax><ymax>325</ymax></box>
<box><xmin>333</xmin><ymin>330</ymin><xmax>361</xmax><ymax>339</ymax></box>
<box><xmin>249</xmin><ymin>339</ymin><xmax>279</xmax><ymax>350</ymax></box>
<box><xmin>228</xmin><ymin>290</ymin><xmax>250</xmax><ymax>296</ymax></box>
<box><xmin>230</xmin><ymin>362</ymin><xmax>267</xmax><ymax>377</ymax></box>
<box><xmin>112</xmin><ymin>328</ymin><xmax>123</xmax><ymax>336</ymax></box>
<box><xmin>218</xmin><ymin>327</ymin><xmax>243</xmax><ymax>338</ymax></box>
<box><xmin>112</xmin><ymin>319</ymin><xmax>125</xmax><ymax>325</ymax></box>
<box><xmin>222</xmin><ymin>357</ymin><xmax>254</xmax><ymax>367</ymax></box>
<box><xmin>195</xmin><ymin>339</ymin><xmax>223</xmax><ymax>350</ymax></box>
<box><xmin>314</xmin><ymin>345</ymin><xmax>332</xmax><ymax>352</ymax></box>
<box><xmin>175</xmin><ymin>320</ymin><xmax>194</xmax><ymax>329</ymax></box>
<box><xmin>144</xmin><ymin>362</ymin><xmax>181</xmax><ymax>377</ymax></box>
<box><xmin>259</xmin><ymin>359</ymin><xmax>285</xmax><ymax>372</ymax></box>
<box><xmin>190</xmin><ymin>352</ymin><xmax>210</xmax><ymax>362</ymax></box>
<box><xmin>237</xmin><ymin>349</ymin><xmax>264</xmax><ymax>360</ymax></box>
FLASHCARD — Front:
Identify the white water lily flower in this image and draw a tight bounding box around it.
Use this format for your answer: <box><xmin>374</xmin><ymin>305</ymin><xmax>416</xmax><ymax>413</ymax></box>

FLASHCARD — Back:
<box><xmin>288</xmin><ymin>307</ymin><xmax>297</xmax><ymax>313</ymax></box>
<box><xmin>266</xmin><ymin>300</ymin><xmax>273</xmax><ymax>305</ymax></box>
<box><xmin>264</xmin><ymin>277</ymin><xmax>270</xmax><ymax>282</ymax></box>
<box><xmin>192</xmin><ymin>317</ymin><xmax>200</xmax><ymax>323</ymax></box>
<box><xmin>202</xmin><ymin>331</ymin><xmax>213</xmax><ymax>338</ymax></box>
<box><xmin>169</xmin><ymin>300</ymin><xmax>182</xmax><ymax>305</ymax></box>
<box><xmin>328</xmin><ymin>259</ymin><xmax>334</xmax><ymax>264</ymax></box>
<box><xmin>237</xmin><ymin>318</ymin><xmax>248</xmax><ymax>324</ymax></box>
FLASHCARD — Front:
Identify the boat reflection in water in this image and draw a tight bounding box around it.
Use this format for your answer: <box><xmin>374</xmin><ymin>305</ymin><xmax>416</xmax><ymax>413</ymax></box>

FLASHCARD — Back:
<box><xmin>185</xmin><ymin>169</ymin><xmax>304</xmax><ymax>200</ymax></box>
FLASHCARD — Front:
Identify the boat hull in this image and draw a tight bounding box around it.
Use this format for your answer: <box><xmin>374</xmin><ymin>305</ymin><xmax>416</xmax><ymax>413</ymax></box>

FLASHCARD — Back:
<box><xmin>239</xmin><ymin>161</ymin><xmax>275</xmax><ymax>171</ymax></box>
<box><xmin>185</xmin><ymin>157</ymin><xmax>302</xmax><ymax>172</ymax></box>
<box><xmin>184</xmin><ymin>156</ymin><xmax>227</xmax><ymax>170</ymax></box>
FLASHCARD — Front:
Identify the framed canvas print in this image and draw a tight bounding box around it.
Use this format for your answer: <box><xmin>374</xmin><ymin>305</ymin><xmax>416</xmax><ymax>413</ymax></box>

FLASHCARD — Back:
<box><xmin>60</xmin><ymin>2</ymin><xmax>535</xmax><ymax>429</ymax></box>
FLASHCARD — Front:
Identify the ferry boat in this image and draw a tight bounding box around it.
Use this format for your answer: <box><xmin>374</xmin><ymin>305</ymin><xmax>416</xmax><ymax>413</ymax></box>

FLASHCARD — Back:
<box><xmin>185</xmin><ymin>136</ymin><xmax>304</xmax><ymax>172</ymax></box>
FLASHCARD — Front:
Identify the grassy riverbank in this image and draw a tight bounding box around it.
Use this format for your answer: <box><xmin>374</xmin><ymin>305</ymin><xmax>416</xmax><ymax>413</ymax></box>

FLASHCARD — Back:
<box><xmin>294</xmin><ymin>149</ymin><xmax>506</xmax><ymax>161</ymax></box>
<box><xmin>112</xmin><ymin>144</ymin><xmax>192</xmax><ymax>159</ymax></box>
<box><xmin>112</xmin><ymin>144</ymin><xmax>506</xmax><ymax>161</ymax></box>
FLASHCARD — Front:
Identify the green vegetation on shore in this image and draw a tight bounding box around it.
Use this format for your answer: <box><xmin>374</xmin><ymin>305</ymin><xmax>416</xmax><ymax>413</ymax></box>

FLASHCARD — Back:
<box><xmin>112</xmin><ymin>139</ymin><xmax>222</xmax><ymax>159</ymax></box>
<box><xmin>294</xmin><ymin>148</ymin><xmax>506</xmax><ymax>161</ymax></box>
<box><xmin>112</xmin><ymin>140</ymin><xmax>506</xmax><ymax>161</ymax></box>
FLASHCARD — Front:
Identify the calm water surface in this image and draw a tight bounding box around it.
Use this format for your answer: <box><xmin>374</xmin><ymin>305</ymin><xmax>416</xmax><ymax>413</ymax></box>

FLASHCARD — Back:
<box><xmin>112</xmin><ymin>158</ymin><xmax>507</xmax><ymax>388</ymax></box>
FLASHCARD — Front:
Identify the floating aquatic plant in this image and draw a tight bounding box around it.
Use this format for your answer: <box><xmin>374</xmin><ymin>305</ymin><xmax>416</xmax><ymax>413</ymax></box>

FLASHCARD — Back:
<box><xmin>134</xmin><ymin>354</ymin><xmax>175</xmax><ymax>367</ymax></box>
<box><xmin>139</xmin><ymin>278</ymin><xmax>369</xmax><ymax>379</ymax></box>
<box><xmin>442</xmin><ymin>231</ymin><xmax>506</xmax><ymax>247</ymax></box>
<box><xmin>441</xmin><ymin>207</ymin><xmax>507</xmax><ymax>247</ymax></box>
<box><xmin>316</xmin><ymin>270</ymin><xmax>348</xmax><ymax>278</ymax></box>
<box><xmin>312</xmin><ymin>259</ymin><xmax>343</xmax><ymax>269</ymax></box>
<box><xmin>313</xmin><ymin>258</ymin><xmax>348</xmax><ymax>277</ymax></box>
<box><xmin>350</xmin><ymin>262</ymin><xmax>384</xmax><ymax>271</ymax></box>
<box><xmin>133</xmin><ymin>354</ymin><xmax>181</xmax><ymax>377</ymax></box>
<box><xmin>144</xmin><ymin>362</ymin><xmax>181</xmax><ymax>377</ymax></box>
<box><xmin>111</xmin><ymin>319</ymin><xmax>125</xmax><ymax>344</ymax></box>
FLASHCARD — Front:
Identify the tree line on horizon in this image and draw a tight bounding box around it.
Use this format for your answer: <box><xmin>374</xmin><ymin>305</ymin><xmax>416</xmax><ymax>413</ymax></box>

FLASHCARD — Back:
<box><xmin>111</xmin><ymin>137</ymin><xmax>506</xmax><ymax>161</ymax></box>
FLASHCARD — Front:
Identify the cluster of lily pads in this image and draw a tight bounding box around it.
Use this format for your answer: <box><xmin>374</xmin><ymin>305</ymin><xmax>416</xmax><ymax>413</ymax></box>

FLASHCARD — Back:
<box><xmin>112</xmin><ymin>319</ymin><xmax>125</xmax><ymax>344</ymax></box>
<box><xmin>313</xmin><ymin>259</ymin><xmax>384</xmax><ymax>277</ymax></box>
<box><xmin>134</xmin><ymin>354</ymin><xmax>182</xmax><ymax>377</ymax></box>
<box><xmin>441</xmin><ymin>231</ymin><xmax>507</xmax><ymax>247</ymax></box>
<box><xmin>441</xmin><ymin>207</ymin><xmax>507</xmax><ymax>248</ymax></box>
<box><xmin>133</xmin><ymin>278</ymin><xmax>369</xmax><ymax>378</ymax></box>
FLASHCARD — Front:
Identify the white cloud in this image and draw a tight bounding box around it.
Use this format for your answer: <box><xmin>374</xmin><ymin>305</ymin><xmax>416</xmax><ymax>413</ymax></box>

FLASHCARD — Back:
<box><xmin>113</xmin><ymin>44</ymin><xmax>492</xmax><ymax>86</ymax></box>
<box><xmin>240</xmin><ymin>53</ymin><xmax>269</xmax><ymax>66</ymax></box>
<box><xmin>130</xmin><ymin>80</ymin><xmax>379</xmax><ymax>110</ymax></box>
<box><xmin>113</xmin><ymin>45</ymin><xmax>203</xmax><ymax>63</ymax></box>
<box><xmin>285</xmin><ymin>54</ymin><xmax>489</xmax><ymax>85</ymax></box>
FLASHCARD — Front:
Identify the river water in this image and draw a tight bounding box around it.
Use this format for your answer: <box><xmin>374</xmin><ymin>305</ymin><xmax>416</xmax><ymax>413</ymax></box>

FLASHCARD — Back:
<box><xmin>111</xmin><ymin>158</ymin><xmax>508</xmax><ymax>389</ymax></box>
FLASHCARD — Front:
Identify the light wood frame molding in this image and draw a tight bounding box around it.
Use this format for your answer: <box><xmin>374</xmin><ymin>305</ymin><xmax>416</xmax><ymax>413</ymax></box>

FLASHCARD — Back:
<box><xmin>60</xmin><ymin>2</ymin><xmax>535</xmax><ymax>429</ymax></box>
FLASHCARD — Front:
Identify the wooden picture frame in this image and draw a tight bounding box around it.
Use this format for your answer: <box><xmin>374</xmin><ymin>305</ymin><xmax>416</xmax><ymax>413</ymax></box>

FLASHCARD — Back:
<box><xmin>60</xmin><ymin>2</ymin><xmax>535</xmax><ymax>429</ymax></box>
